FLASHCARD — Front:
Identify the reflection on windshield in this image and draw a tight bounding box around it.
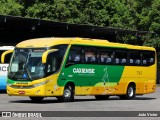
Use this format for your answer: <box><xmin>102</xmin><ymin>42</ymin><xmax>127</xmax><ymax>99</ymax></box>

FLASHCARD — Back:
<box><xmin>8</xmin><ymin>45</ymin><xmax>68</xmax><ymax>81</ymax></box>
<box><xmin>9</xmin><ymin>49</ymin><xmax>45</xmax><ymax>80</ymax></box>
<box><xmin>10</xmin><ymin>52</ymin><xmax>27</xmax><ymax>72</ymax></box>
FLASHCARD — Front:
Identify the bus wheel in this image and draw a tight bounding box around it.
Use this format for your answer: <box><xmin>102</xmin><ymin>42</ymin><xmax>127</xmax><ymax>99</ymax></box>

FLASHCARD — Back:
<box><xmin>29</xmin><ymin>96</ymin><xmax>44</xmax><ymax>102</ymax></box>
<box><xmin>95</xmin><ymin>95</ymin><xmax>110</xmax><ymax>100</ymax></box>
<box><xmin>57</xmin><ymin>85</ymin><xmax>74</xmax><ymax>102</ymax></box>
<box><xmin>119</xmin><ymin>84</ymin><xmax>135</xmax><ymax>100</ymax></box>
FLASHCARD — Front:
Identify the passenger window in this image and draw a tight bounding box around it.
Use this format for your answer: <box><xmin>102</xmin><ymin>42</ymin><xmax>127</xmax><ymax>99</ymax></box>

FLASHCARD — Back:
<box><xmin>66</xmin><ymin>46</ymin><xmax>83</xmax><ymax>65</ymax></box>
<box><xmin>85</xmin><ymin>47</ymin><xmax>97</xmax><ymax>64</ymax></box>
<box><xmin>129</xmin><ymin>51</ymin><xmax>141</xmax><ymax>66</ymax></box>
<box><xmin>114</xmin><ymin>50</ymin><xmax>127</xmax><ymax>65</ymax></box>
<box><xmin>142</xmin><ymin>51</ymin><xmax>155</xmax><ymax>66</ymax></box>
<box><xmin>99</xmin><ymin>49</ymin><xmax>113</xmax><ymax>64</ymax></box>
<box><xmin>46</xmin><ymin>51</ymin><xmax>64</xmax><ymax>75</ymax></box>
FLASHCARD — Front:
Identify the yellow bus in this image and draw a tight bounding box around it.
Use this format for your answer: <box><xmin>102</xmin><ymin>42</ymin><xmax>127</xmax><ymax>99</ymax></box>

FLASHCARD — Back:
<box><xmin>2</xmin><ymin>37</ymin><xmax>156</xmax><ymax>102</ymax></box>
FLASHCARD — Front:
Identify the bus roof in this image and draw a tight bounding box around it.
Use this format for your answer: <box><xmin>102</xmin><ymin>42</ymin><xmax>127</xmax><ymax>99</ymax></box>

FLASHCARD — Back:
<box><xmin>15</xmin><ymin>37</ymin><xmax>155</xmax><ymax>51</ymax></box>
<box><xmin>16</xmin><ymin>37</ymin><xmax>71</xmax><ymax>48</ymax></box>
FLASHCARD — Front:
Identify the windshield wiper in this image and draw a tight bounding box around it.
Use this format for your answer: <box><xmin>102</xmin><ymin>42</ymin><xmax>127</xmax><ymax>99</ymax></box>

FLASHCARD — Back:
<box><xmin>10</xmin><ymin>66</ymin><xmax>32</xmax><ymax>81</ymax></box>
<box><xmin>11</xmin><ymin>70</ymin><xmax>24</xmax><ymax>80</ymax></box>
<box><xmin>25</xmin><ymin>66</ymin><xmax>32</xmax><ymax>80</ymax></box>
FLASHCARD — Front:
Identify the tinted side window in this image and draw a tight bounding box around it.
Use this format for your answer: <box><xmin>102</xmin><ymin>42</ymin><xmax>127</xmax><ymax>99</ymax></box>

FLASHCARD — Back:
<box><xmin>85</xmin><ymin>47</ymin><xmax>97</xmax><ymax>64</ymax></box>
<box><xmin>99</xmin><ymin>48</ymin><xmax>113</xmax><ymax>64</ymax></box>
<box><xmin>46</xmin><ymin>50</ymin><xmax>64</xmax><ymax>75</ymax></box>
<box><xmin>114</xmin><ymin>49</ymin><xmax>127</xmax><ymax>65</ymax></box>
<box><xmin>129</xmin><ymin>51</ymin><xmax>141</xmax><ymax>66</ymax></box>
<box><xmin>142</xmin><ymin>51</ymin><xmax>155</xmax><ymax>66</ymax></box>
<box><xmin>66</xmin><ymin>46</ymin><xmax>83</xmax><ymax>65</ymax></box>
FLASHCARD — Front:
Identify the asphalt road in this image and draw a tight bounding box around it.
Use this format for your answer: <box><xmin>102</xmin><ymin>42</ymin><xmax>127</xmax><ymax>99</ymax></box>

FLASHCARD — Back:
<box><xmin>0</xmin><ymin>86</ymin><xmax>160</xmax><ymax>120</ymax></box>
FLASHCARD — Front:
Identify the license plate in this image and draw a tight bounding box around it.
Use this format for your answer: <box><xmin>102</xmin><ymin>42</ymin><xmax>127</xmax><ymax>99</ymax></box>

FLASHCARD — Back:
<box><xmin>18</xmin><ymin>90</ymin><xmax>25</xmax><ymax>94</ymax></box>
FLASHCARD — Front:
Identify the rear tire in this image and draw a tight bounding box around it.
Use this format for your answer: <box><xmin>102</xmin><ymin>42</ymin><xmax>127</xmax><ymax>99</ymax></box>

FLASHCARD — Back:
<box><xmin>29</xmin><ymin>96</ymin><xmax>44</xmax><ymax>102</ymax></box>
<box><xmin>119</xmin><ymin>84</ymin><xmax>135</xmax><ymax>100</ymax></box>
<box><xmin>57</xmin><ymin>85</ymin><xmax>74</xmax><ymax>102</ymax></box>
<box><xmin>95</xmin><ymin>95</ymin><xmax>110</xmax><ymax>100</ymax></box>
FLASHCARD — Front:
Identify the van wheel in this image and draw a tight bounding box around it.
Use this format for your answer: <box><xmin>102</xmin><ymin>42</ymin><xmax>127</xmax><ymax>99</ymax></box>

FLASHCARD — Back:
<box><xmin>119</xmin><ymin>85</ymin><xmax>135</xmax><ymax>100</ymax></box>
<box><xmin>57</xmin><ymin>85</ymin><xmax>74</xmax><ymax>102</ymax></box>
<box><xmin>29</xmin><ymin>96</ymin><xmax>44</xmax><ymax>102</ymax></box>
<box><xmin>95</xmin><ymin>95</ymin><xmax>110</xmax><ymax>100</ymax></box>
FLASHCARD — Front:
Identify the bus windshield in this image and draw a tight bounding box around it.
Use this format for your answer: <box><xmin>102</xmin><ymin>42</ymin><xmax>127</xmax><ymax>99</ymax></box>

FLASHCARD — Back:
<box><xmin>8</xmin><ymin>48</ymin><xmax>46</xmax><ymax>80</ymax></box>
<box><xmin>8</xmin><ymin>45</ymin><xmax>68</xmax><ymax>81</ymax></box>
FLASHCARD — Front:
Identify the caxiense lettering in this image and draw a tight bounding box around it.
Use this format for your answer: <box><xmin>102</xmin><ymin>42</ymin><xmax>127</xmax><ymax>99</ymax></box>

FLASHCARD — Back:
<box><xmin>73</xmin><ymin>68</ymin><xmax>95</xmax><ymax>74</ymax></box>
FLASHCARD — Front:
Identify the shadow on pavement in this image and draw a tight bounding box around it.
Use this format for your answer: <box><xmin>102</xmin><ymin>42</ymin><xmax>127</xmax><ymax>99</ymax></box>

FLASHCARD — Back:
<box><xmin>9</xmin><ymin>96</ymin><xmax>156</xmax><ymax>104</ymax></box>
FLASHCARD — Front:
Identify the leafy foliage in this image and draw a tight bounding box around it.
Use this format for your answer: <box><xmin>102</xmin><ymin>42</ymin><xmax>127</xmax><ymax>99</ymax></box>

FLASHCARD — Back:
<box><xmin>0</xmin><ymin>0</ymin><xmax>159</xmax><ymax>48</ymax></box>
<box><xmin>0</xmin><ymin>0</ymin><xmax>23</xmax><ymax>15</ymax></box>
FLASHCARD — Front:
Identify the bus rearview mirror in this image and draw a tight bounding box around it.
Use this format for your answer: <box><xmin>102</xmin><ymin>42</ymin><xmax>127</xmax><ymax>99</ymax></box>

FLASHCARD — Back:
<box><xmin>1</xmin><ymin>50</ymin><xmax>13</xmax><ymax>63</ymax></box>
<box><xmin>42</xmin><ymin>49</ymin><xmax>58</xmax><ymax>64</ymax></box>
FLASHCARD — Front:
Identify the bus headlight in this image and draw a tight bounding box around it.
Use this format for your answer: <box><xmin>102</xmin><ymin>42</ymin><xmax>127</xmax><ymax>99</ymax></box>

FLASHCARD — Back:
<box><xmin>33</xmin><ymin>80</ymin><xmax>50</xmax><ymax>88</ymax></box>
<box><xmin>7</xmin><ymin>83</ymin><xmax>12</xmax><ymax>87</ymax></box>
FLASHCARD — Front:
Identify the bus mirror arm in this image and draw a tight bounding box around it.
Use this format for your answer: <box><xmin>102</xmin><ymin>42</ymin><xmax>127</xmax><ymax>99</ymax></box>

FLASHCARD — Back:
<box><xmin>1</xmin><ymin>50</ymin><xmax>13</xmax><ymax>63</ymax></box>
<box><xmin>42</xmin><ymin>49</ymin><xmax>58</xmax><ymax>64</ymax></box>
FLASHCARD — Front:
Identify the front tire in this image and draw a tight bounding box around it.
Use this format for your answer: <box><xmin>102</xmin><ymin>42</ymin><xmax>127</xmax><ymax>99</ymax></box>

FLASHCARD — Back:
<box><xmin>119</xmin><ymin>84</ymin><xmax>135</xmax><ymax>100</ymax></box>
<box><xmin>29</xmin><ymin>96</ymin><xmax>44</xmax><ymax>102</ymax></box>
<box><xmin>57</xmin><ymin>85</ymin><xmax>74</xmax><ymax>102</ymax></box>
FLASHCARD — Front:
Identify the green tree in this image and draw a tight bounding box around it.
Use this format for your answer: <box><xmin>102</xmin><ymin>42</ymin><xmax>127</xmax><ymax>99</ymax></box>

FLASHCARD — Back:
<box><xmin>25</xmin><ymin>0</ymin><xmax>133</xmax><ymax>28</ymax></box>
<box><xmin>26</xmin><ymin>0</ymin><xmax>83</xmax><ymax>23</ymax></box>
<box><xmin>16</xmin><ymin>0</ymin><xmax>36</xmax><ymax>16</ymax></box>
<box><xmin>0</xmin><ymin>0</ymin><xmax>23</xmax><ymax>16</ymax></box>
<box><xmin>149</xmin><ymin>0</ymin><xmax>160</xmax><ymax>33</ymax></box>
<box><xmin>106</xmin><ymin>0</ymin><xmax>133</xmax><ymax>29</ymax></box>
<box><xmin>0</xmin><ymin>0</ymin><xmax>159</xmax><ymax>48</ymax></box>
<box><xmin>143</xmin><ymin>34</ymin><xmax>160</xmax><ymax>48</ymax></box>
<box><xmin>127</xmin><ymin>0</ymin><xmax>160</xmax><ymax>33</ymax></box>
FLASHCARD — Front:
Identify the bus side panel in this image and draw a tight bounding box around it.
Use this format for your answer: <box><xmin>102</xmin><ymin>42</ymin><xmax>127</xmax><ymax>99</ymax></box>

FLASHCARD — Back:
<box><xmin>139</xmin><ymin>65</ymin><xmax>156</xmax><ymax>94</ymax></box>
<box><xmin>45</xmin><ymin>73</ymin><xmax>64</xmax><ymax>96</ymax></box>
<box><xmin>119</xmin><ymin>64</ymin><xmax>156</xmax><ymax>95</ymax></box>
<box><xmin>91</xmin><ymin>65</ymin><xmax>125</xmax><ymax>95</ymax></box>
<box><xmin>120</xmin><ymin>66</ymin><xmax>140</xmax><ymax>94</ymax></box>
<box><xmin>58</xmin><ymin>64</ymin><xmax>125</xmax><ymax>96</ymax></box>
